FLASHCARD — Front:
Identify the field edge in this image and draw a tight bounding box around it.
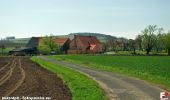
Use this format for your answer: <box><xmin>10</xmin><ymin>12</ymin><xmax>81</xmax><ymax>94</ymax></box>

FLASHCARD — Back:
<box><xmin>31</xmin><ymin>56</ymin><xmax>106</xmax><ymax>100</ymax></box>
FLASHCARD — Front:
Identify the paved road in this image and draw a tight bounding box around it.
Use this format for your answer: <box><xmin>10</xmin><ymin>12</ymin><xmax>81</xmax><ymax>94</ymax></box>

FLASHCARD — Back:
<box><xmin>39</xmin><ymin>56</ymin><xmax>169</xmax><ymax>100</ymax></box>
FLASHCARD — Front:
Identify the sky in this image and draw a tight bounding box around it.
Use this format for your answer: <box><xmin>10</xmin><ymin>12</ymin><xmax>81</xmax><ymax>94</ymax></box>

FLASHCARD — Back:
<box><xmin>0</xmin><ymin>0</ymin><xmax>170</xmax><ymax>39</ymax></box>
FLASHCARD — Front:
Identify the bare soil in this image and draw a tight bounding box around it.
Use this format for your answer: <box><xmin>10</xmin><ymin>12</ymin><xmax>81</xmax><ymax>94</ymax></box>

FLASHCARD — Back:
<box><xmin>0</xmin><ymin>57</ymin><xmax>71</xmax><ymax>100</ymax></box>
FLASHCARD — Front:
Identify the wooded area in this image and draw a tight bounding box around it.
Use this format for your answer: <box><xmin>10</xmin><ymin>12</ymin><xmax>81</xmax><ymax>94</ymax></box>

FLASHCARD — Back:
<box><xmin>103</xmin><ymin>25</ymin><xmax>170</xmax><ymax>55</ymax></box>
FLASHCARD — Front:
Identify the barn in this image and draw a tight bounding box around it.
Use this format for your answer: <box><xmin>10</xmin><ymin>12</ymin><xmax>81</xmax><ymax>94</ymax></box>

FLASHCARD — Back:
<box><xmin>68</xmin><ymin>35</ymin><xmax>103</xmax><ymax>54</ymax></box>
<box><xmin>26</xmin><ymin>37</ymin><xmax>71</xmax><ymax>54</ymax></box>
<box><xmin>9</xmin><ymin>47</ymin><xmax>37</xmax><ymax>56</ymax></box>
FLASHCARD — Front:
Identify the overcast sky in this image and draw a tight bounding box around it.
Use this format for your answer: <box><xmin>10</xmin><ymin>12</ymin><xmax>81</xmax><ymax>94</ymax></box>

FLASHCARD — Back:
<box><xmin>0</xmin><ymin>0</ymin><xmax>170</xmax><ymax>39</ymax></box>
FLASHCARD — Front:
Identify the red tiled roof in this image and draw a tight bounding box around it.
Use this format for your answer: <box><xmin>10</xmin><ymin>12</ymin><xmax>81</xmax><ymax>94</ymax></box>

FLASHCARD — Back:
<box><xmin>28</xmin><ymin>37</ymin><xmax>69</xmax><ymax>47</ymax></box>
<box><xmin>75</xmin><ymin>35</ymin><xmax>101</xmax><ymax>47</ymax></box>
<box><xmin>53</xmin><ymin>38</ymin><xmax>70</xmax><ymax>46</ymax></box>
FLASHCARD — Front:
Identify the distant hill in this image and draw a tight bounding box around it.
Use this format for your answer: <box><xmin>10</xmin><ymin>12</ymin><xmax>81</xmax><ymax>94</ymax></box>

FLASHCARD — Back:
<box><xmin>58</xmin><ymin>32</ymin><xmax>127</xmax><ymax>43</ymax></box>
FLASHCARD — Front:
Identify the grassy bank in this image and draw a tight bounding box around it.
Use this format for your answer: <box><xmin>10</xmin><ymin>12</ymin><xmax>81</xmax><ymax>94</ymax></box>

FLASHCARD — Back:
<box><xmin>31</xmin><ymin>56</ymin><xmax>106</xmax><ymax>100</ymax></box>
<box><xmin>50</xmin><ymin>55</ymin><xmax>170</xmax><ymax>91</ymax></box>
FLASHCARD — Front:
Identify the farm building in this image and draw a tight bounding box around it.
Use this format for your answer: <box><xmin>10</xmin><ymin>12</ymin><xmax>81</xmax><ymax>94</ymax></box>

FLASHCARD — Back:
<box><xmin>68</xmin><ymin>35</ymin><xmax>103</xmax><ymax>54</ymax></box>
<box><xmin>26</xmin><ymin>37</ymin><xmax>71</xmax><ymax>54</ymax></box>
<box><xmin>9</xmin><ymin>47</ymin><xmax>36</xmax><ymax>56</ymax></box>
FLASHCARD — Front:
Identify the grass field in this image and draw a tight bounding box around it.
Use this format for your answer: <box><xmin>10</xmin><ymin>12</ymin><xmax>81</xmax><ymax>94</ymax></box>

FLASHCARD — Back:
<box><xmin>31</xmin><ymin>56</ymin><xmax>106</xmax><ymax>100</ymax></box>
<box><xmin>0</xmin><ymin>48</ymin><xmax>14</xmax><ymax>55</ymax></box>
<box><xmin>50</xmin><ymin>55</ymin><xmax>170</xmax><ymax>91</ymax></box>
<box><xmin>114</xmin><ymin>50</ymin><xmax>167</xmax><ymax>55</ymax></box>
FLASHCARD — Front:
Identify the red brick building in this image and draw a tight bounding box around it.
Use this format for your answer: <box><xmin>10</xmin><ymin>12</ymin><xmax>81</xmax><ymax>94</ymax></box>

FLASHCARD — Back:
<box><xmin>68</xmin><ymin>35</ymin><xmax>102</xmax><ymax>54</ymax></box>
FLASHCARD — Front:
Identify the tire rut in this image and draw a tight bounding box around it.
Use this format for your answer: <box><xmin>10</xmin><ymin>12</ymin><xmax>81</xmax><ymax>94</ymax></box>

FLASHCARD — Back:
<box><xmin>0</xmin><ymin>58</ymin><xmax>26</xmax><ymax>97</ymax></box>
<box><xmin>0</xmin><ymin>61</ymin><xmax>11</xmax><ymax>72</ymax></box>
<box><xmin>0</xmin><ymin>59</ymin><xmax>16</xmax><ymax>86</ymax></box>
<box><xmin>4</xmin><ymin>58</ymin><xmax>26</xmax><ymax>97</ymax></box>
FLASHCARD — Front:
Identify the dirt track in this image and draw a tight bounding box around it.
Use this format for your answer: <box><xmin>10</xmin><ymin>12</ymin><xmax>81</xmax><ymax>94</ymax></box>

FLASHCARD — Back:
<box><xmin>0</xmin><ymin>57</ymin><xmax>71</xmax><ymax>100</ymax></box>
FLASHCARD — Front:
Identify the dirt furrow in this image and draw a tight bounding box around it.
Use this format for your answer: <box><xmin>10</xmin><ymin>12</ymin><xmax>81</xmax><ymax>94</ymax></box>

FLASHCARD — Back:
<box><xmin>0</xmin><ymin>61</ymin><xmax>11</xmax><ymax>72</ymax></box>
<box><xmin>0</xmin><ymin>59</ymin><xmax>21</xmax><ymax>97</ymax></box>
<box><xmin>0</xmin><ymin>59</ymin><xmax>16</xmax><ymax>86</ymax></box>
<box><xmin>4</xmin><ymin>59</ymin><xmax>26</xmax><ymax>97</ymax></box>
<box><xmin>0</xmin><ymin>57</ymin><xmax>71</xmax><ymax>100</ymax></box>
<box><xmin>0</xmin><ymin>58</ymin><xmax>13</xmax><ymax>79</ymax></box>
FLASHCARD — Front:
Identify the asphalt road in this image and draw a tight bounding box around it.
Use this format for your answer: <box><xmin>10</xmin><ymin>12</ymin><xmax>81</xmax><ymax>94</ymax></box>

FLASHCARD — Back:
<box><xmin>39</xmin><ymin>56</ymin><xmax>169</xmax><ymax>100</ymax></box>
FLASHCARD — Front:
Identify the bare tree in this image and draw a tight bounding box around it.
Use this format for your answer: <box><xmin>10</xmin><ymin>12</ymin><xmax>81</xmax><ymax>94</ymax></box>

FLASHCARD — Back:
<box><xmin>107</xmin><ymin>39</ymin><xmax>115</xmax><ymax>51</ymax></box>
<box><xmin>128</xmin><ymin>39</ymin><xmax>137</xmax><ymax>54</ymax></box>
<box><xmin>135</xmin><ymin>35</ymin><xmax>142</xmax><ymax>51</ymax></box>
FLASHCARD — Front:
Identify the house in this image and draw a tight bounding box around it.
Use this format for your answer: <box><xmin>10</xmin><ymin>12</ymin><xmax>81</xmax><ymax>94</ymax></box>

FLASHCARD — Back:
<box><xmin>68</xmin><ymin>35</ymin><xmax>102</xmax><ymax>54</ymax></box>
<box><xmin>26</xmin><ymin>37</ymin><xmax>71</xmax><ymax>54</ymax></box>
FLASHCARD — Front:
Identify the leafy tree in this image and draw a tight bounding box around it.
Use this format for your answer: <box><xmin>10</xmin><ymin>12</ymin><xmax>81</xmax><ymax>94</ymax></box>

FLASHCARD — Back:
<box><xmin>155</xmin><ymin>32</ymin><xmax>165</xmax><ymax>52</ymax></box>
<box><xmin>141</xmin><ymin>25</ymin><xmax>157</xmax><ymax>54</ymax></box>
<box><xmin>38</xmin><ymin>45</ymin><xmax>51</xmax><ymax>55</ymax></box>
<box><xmin>38</xmin><ymin>35</ymin><xmax>60</xmax><ymax>55</ymax></box>
<box><xmin>163</xmin><ymin>32</ymin><xmax>170</xmax><ymax>55</ymax></box>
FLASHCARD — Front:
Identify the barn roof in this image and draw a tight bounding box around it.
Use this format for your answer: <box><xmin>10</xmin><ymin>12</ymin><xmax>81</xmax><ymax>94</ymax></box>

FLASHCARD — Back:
<box><xmin>75</xmin><ymin>35</ymin><xmax>101</xmax><ymax>46</ymax></box>
<box><xmin>54</xmin><ymin>38</ymin><xmax>70</xmax><ymax>46</ymax></box>
<box><xmin>27</xmin><ymin>37</ymin><xmax>70</xmax><ymax>47</ymax></box>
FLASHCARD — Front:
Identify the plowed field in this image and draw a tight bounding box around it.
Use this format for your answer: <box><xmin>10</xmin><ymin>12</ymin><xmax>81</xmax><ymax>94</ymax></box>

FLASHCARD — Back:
<box><xmin>0</xmin><ymin>57</ymin><xmax>71</xmax><ymax>100</ymax></box>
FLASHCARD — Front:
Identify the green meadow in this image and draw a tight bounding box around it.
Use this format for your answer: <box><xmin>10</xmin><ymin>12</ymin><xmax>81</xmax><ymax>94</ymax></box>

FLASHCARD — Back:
<box><xmin>50</xmin><ymin>55</ymin><xmax>170</xmax><ymax>91</ymax></box>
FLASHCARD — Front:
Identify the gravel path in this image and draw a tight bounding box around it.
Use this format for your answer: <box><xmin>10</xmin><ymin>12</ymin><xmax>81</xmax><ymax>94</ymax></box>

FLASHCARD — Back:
<box><xmin>39</xmin><ymin>56</ymin><xmax>170</xmax><ymax>100</ymax></box>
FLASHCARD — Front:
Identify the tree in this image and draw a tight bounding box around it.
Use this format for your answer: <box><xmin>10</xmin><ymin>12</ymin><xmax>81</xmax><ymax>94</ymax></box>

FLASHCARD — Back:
<box><xmin>163</xmin><ymin>32</ymin><xmax>170</xmax><ymax>55</ymax></box>
<box><xmin>102</xmin><ymin>42</ymin><xmax>109</xmax><ymax>52</ymax></box>
<box><xmin>155</xmin><ymin>34</ymin><xmax>164</xmax><ymax>52</ymax></box>
<box><xmin>38</xmin><ymin>45</ymin><xmax>51</xmax><ymax>55</ymax></box>
<box><xmin>135</xmin><ymin>35</ymin><xmax>142</xmax><ymax>51</ymax></box>
<box><xmin>38</xmin><ymin>35</ymin><xmax>60</xmax><ymax>55</ymax></box>
<box><xmin>154</xmin><ymin>28</ymin><xmax>165</xmax><ymax>52</ymax></box>
<box><xmin>128</xmin><ymin>39</ymin><xmax>137</xmax><ymax>54</ymax></box>
<box><xmin>141</xmin><ymin>25</ymin><xmax>157</xmax><ymax>55</ymax></box>
<box><xmin>107</xmin><ymin>39</ymin><xmax>117</xmax><ymax>51</ymax></box>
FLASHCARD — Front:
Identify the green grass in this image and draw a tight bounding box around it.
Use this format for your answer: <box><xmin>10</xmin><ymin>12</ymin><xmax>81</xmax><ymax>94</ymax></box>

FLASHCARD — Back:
<box><xmin>3</xmin><ymin>48</ymin><xmax>13</xmax><ymax>53</ymax></box>
<box><xmin>50</xmin><ymin>55</ymin><xmax>170</xmax><ymax>91</ymax></box>
<box><xmin>1</xmin><ymin>48</ymin><xmax>13</xmax><ymax>53</ymax></box>
<box><xmin>115</xmin><ymin>50</ymin><xmax>167</xmax><ymax>55</ymax></box>
<box><xmin>31</xmin><ymin>56</ymin><xmax>106</xmax><ymax>100</ymax></box>
<box><xmin>0</xmin><ymin>48</ymin><xmax>14</xmax><ymax>55</ymax></box>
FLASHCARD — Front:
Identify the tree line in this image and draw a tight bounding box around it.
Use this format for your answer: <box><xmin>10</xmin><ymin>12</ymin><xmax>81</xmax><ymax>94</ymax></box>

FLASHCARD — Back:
<box><xmin>104</xmin><ymin>25</ymin><xmax>170</xmax><ymax>55</ymax></box>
